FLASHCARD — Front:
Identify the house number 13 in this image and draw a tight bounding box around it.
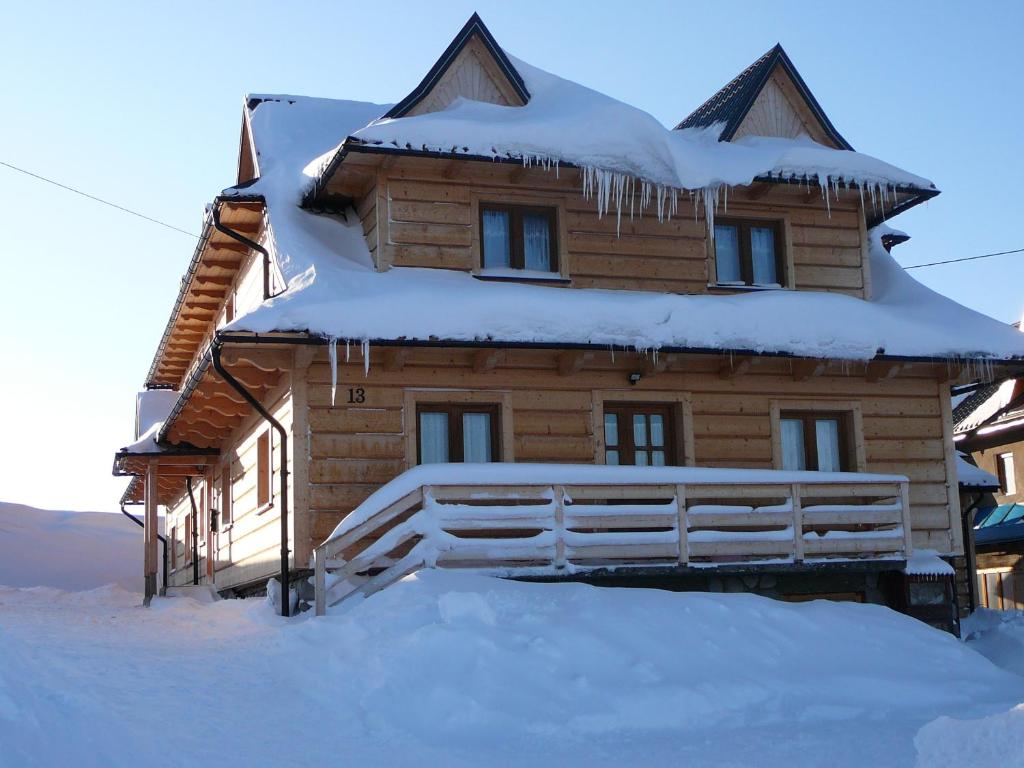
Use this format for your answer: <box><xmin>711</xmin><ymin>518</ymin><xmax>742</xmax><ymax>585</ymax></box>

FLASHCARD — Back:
<box><xmin>347</xmin><ymin>388</ymin><xmax>366</xmax><ymax>404</ymax></box>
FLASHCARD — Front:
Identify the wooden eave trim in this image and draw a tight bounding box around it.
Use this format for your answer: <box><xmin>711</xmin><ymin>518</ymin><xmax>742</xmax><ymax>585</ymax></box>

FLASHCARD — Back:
<box><xmin>308</xmin><ymin>141</ymin><xmax>938</xmax><ymax>214</ymax></box>
<box><xmin>145</xmin><ymin>196</ymin><xmax>266</xmax><ymax>389</ymax></box>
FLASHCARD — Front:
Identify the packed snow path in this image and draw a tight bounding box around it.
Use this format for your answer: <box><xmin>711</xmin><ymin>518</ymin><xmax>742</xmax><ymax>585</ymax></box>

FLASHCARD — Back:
<box><xmin>1</xmin><ymin>575</ymin><xmax>1023</xmax><ymax>768</ymax></box>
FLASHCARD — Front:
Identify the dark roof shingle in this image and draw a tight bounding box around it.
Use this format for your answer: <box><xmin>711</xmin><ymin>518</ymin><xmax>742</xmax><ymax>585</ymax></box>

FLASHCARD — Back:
<box><xmin>675</xmin><ymin>44</ymin><xmax>853</xmax><ymax>151</ymax></box>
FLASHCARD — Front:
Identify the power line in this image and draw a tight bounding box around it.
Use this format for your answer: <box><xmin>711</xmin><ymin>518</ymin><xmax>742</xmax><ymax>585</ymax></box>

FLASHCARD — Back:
<box><xmin>0</xmin><ymin>160</ymin><xmax>199</xmax><ymax>238</ymax></box>
<box><xmin>903</xmin><ymin>247</ymin><xmax>1024</xmax><ymax>270</ymax></box>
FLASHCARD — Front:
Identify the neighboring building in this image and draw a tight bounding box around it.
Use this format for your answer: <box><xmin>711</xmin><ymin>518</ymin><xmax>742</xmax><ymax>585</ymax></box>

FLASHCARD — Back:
<box><xmin>955</xmin><ymin>377</ymin><xmax>1024</xmax><ymax>611</ymax></box>
<box><xmin>113</xmin><ymin>15</ymin><xmax>1024</xmax><ymax>631</ymax></box>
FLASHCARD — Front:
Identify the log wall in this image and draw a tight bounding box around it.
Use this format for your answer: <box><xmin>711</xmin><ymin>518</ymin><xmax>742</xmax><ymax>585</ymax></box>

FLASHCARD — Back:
<box><xmin>293</xmin><ymin>347</ymin><xmax>959</xmax><ymax>564</ymax></box>
<box><xmin>364</xmin><ymin>158</ymin><xmax>869</xmax><ymax>297</ymax></box>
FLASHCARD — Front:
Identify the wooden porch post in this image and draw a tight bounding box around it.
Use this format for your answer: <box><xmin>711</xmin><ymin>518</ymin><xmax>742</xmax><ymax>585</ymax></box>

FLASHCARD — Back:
<box><xmin>143</xmin><ymin>459</ymin><xmax>159</xmax><ymax>606</ymax></box>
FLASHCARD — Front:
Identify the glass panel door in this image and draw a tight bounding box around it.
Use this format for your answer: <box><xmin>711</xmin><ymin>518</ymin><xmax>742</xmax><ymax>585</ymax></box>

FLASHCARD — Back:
<box><xmin>462</xmin><ymin>412</ymin><xmax>493</xmax><ymax>462</ymax></box>
<box><xmin>780</xmin><ymin>418</ymin><xmax>806</xmax><ymax>471</ymax></box>
<box><xmin>603</xmin><ymin>405</ymin><xmax>675</xmax><ymax>466</ymax></box>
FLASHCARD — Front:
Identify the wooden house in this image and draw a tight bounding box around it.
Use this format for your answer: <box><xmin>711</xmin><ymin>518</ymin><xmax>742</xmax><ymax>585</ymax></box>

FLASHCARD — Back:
<box><xmin>113</xmin><ymin>15</ymin><xmax>1024</xmax><ymax>632</ymax></box>
<box><xmin>954</xmin><ymin>377</ymin><xmax>1024</xmax><ymax>610</ymax></box>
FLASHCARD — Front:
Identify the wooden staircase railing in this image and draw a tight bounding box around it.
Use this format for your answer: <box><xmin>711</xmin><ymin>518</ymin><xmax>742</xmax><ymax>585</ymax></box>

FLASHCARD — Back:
<box><xmin>313</xmin><ymin>467</ymin><xmax>912</xmax><ymax>616</ymax></box>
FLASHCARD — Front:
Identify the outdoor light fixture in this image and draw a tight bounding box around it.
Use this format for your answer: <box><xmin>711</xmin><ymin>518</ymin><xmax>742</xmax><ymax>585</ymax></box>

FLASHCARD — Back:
<box><xmin>629</xmin><ymin>372</ymin><xmax>642</xmax><ymax>385</ymax></box>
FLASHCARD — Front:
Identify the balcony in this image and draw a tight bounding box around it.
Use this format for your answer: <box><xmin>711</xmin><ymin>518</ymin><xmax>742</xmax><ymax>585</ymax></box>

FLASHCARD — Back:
<box><xmin>314</xmin><ymin>464</ymin><xmax>912</xmax><ymax>615</ymax></box>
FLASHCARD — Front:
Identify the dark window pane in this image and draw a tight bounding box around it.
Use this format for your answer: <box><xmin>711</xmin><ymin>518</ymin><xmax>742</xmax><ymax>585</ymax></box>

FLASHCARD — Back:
<box><xmin>780</xmin><ymin>418</ymin><xmax>805</xmax><ymax>471</ymax></box>
<box><xmin>714</xmin><ymin>225</ymin><xmax>741</xmax><ymax>283</ymax></box>
<box><xmin>462</xmin><ymin>412</ymin><xmax>493</xmax><ymax>462</ymax></box>
<box><xmin>482</xmin><ymin>209</ymin><xmax>511</xmax><ymax>268</ymax></box>
<box><xmin>633</xmin><ymin>414</ymin><xmax>647</xmax><ymax>447</ymax></box>
<box><xmin>815</xmin><ymin>419</ymin><xmax>841</xmax><ymax>472</ymax></box>
<box><xmin>522</xmin><ymin>212</ymin><xmax>552</xmax><ymax>271</ymax></box>
<box><xmin>750</xmin><ymin>226</ymin><xmax>777</xmax><ymax>285</ymax></box>
<box><xmin>419</xmin><ymin>412</ymin><xmax>449</xmax><ymax>464</ymax></box>
<box><xmin>604</xmin><ymin>413</ymin><xmax>619</xmax><ymax>447</ymax></box>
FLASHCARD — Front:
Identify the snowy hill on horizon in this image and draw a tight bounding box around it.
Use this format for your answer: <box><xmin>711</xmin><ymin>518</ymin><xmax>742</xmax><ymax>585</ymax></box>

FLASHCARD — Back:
<box><xmin>0</xmin><ymin>501</ymin><xmax>146</xmax><ymax>591</ymax></box>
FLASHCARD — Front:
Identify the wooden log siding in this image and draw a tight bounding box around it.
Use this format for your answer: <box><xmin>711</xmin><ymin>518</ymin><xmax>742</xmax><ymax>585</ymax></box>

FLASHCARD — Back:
<box><xmin>299</xmin><ymin>348</ymin><xmax>957</xmax><ymax>556</ymax></box>
<box><xmin>368</xmin><ymin>159</ymin><xmax>868</xmax><ymax>298</ymax></box>
<box><xmin>164</xmin><ymin>390</ymin><xmax>295</xmax><ymax>591</ymax></box>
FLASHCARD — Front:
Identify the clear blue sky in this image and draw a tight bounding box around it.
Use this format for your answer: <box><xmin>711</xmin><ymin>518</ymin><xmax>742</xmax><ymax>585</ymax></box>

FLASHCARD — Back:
<box><xmin>1</xmin><ymin>1</ymin><xmax>1021</xmax><ymax>512</ymax></box>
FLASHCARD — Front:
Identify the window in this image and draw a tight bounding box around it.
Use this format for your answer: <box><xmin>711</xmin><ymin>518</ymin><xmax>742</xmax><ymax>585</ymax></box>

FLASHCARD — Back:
<box><xmin>170</xmin><ymin>525</ymin><xmax>178</xmax><ymax>570</ymax></box>
<box><xmin>779</xmin><ymin>411</ymin><xmax>851</xmax><ymax>472</ymax></box>
<box><xmin>256</xmin><ymin>431</ymin><xmax>272</xmax><ymax>508</ymax></box>
<box><xmin>183</xmin><ymin>513</ymin><xmax>193</xmax><ymax>565</ymax></box>
<box><xmin>603</xmin><ymin>404</ymin><xmax>676</xmax><ymax>466</ymax></box>
<box><xmin>713</xmin><ymin>218</ymin><xmax>784</xmax><ymax>288</ymax></box>
<box><xmin>417</xmin><ymin>404</ymin><xmax>500</xmax><ymax>464</ymax></box>
<box><xmin>998</xmin><ymin>453</ymin><xmax>1016</xmax><ymax>495</ymax></box>
<box><xmin>220</xmin><ymin>463</ymin><xmax>233</xmax><ymax>526</ymax></box>
<box><xmin>480</xmin><ymin>203</ymin><xmax>558</xmax><ymax>272</ymax></box>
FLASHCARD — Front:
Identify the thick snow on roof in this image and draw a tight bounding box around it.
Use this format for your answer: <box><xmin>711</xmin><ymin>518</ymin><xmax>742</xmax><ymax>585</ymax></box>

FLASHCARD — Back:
<box><xmin>345</xmin><ymin>56</ymin><xmax>934</xmax><ymax>203</ymax></box>
<box><xmin>136</xmin><ymin>390</ymin><xmax>178</xmax><ymax>440</ymax></box>
<box><xmin>220</xmin><ymin>72</ymin><xmax>1024</xmax><ymax>362</ymax></box>
<box><xmin>956</xmin><ymin>453</ymin><xmax>1000</xmax><ymax>490</ymax></box>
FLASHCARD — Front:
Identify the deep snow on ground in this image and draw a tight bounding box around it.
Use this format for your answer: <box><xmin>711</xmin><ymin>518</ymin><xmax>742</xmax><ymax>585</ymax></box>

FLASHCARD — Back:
<box><xmin>0</xmin><ymin>502</ymin><xmax>145</xmax><ymax>591</ymax></box>
<box><xmin>2</xmin><ymin>572</ymin><xmax>1024</xmax><ymax>768</ymax></box>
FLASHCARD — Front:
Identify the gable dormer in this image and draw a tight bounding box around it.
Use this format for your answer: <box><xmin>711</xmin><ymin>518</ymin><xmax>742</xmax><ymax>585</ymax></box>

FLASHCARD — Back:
<box><xmin>382</xmin><ymin>13</ymin><xmax>529</xmax><ymax>119</ymax></box>
<box><xmin>676</xmin><ymin>44</ymin><xmax>852</xmax><ymax>150</ymax></box>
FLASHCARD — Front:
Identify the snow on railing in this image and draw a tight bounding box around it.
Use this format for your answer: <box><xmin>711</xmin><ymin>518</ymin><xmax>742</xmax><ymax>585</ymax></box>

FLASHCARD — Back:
<box><xmin>313</xmin><ymin>465</ymin><xmax>912</xmax><ymax>615</ymax></box>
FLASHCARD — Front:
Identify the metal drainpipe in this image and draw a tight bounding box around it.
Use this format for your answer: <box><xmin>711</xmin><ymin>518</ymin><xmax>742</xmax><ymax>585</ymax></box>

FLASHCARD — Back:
<box><xmin>211</xmin><ymin>340</ymin><xmax>291</xmax><ymax>617</ymax></box>
<box><xmin>120</xmin><ymin>503</ymin><xmax>168</xmax><ymax>592</ymax></box>
<box><xmin>212</xmin><ymin>203</ymin><xmax>272</xmax><ymax>301</ymax></box>
<box><xmin>960</xmin><ymin>493</ymin><xmax>986</xmax><ymax>614</ymax></box>
<box><xmin>186</xmin><ymin>479</ymin><xmax>200</xmax><ymax>586</ymax></box>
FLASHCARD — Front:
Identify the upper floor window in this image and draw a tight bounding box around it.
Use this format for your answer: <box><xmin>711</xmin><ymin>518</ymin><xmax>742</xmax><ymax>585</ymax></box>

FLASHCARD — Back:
<box><xmin>780</xmin><ymin>411</ymin><xmax>851</xmax><ymax>472</ymax></box>
<box><xmin>998</xmin><ymin>452</ymin><xmax>1016</xmax><ymax>495</ymax></box>
<box><xmin>713</xmin><ymin>218</ymin><xmax>784</xmax><ymax>288</ymax></box>
<box><xmin>480</xmin><ymin>203</ymin><xmax>558</xmax><ymax>273</ymax></box>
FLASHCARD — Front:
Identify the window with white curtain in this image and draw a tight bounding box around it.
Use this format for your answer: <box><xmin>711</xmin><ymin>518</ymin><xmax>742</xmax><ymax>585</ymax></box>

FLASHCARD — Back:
<box><xmin>417</xmin><ymin>404</ymin><xmax>499</xmax><ymax>464</ymax></box>
<box><xmin>779</xmin><ymin>411</ymin><xmax>851</xmax><ymax>472</ymax></box>
<box><xmin>713</xmin><ymin>218</ymin><xmax>784</xmax><ymax>287</ymax></box>
<box><xmin>480</xmin><ymin>203</ymin><xmax>557</xmax><ymax>272</ymax></box>
<box><xmin>999</xmin><ymin>453</ymin><xmax>1017</xmax><ymax>495</ymax></box>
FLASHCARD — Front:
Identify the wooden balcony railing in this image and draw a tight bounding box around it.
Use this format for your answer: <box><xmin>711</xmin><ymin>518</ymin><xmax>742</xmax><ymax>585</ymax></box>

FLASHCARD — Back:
<box><xmin>313</xmin><ymin>465</ymin><xmax>912</xmax><ymax>616</ymax></box>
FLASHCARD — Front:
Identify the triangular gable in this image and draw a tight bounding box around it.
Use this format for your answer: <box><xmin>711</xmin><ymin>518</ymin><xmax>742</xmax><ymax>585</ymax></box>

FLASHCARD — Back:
<box><xmin>675</xmin><ymin>44</ymin><xmax>852</xmax><ymax>151</ymax></box>
<box><xmin>383</xmin><ymin>13</ymin><xmax>529</xmax><ymax>120</ymax></box>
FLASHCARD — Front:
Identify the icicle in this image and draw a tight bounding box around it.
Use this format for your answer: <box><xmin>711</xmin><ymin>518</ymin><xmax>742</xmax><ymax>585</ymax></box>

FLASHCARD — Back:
<box><xmin>328</xmin><ymin>338</ymin><xmax>338</xmax><ymax>407</ymax></box>
<box><xmin>345</xmin><ymin>340</ymin><xmax>351</xmax><ymax>362</ymax></box>
<box><xmin>362</xmin><ymin>339</ymin><xmax>370</xmax><ymax>377</ymax></box>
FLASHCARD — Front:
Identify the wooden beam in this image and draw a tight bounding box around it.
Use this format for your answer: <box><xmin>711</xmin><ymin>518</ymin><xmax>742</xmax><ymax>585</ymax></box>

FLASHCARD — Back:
<box><xmin>865</xmin><ymin>361</ymin><xmax>905</xmax><ymax>383</ymax></box>
<box><xmin>743</xmin><ymin>182</ymin><xmax>772</xmax><ymax>201</ymax></box>
<box><xmin>441</xmin><ymin>160</ymin><xmax>462</xmax><ymax>179</ymax></box>
<box><xmin>208</xmin><ymin>241</ymin><xmax>249</xmax><ymax>255</ymax></box>
<box><xmin>557</xmin><ymin>350</ymin><xmax>593</xmax><ymax>376</ymax></box>
<box><xmin>383</xmin><ymin>348</ymin><xmax>411</xmax><ymax>372</ymax></box>
<box><xmin>202</xmin><ymin>258</ymin><xmax>243</xmax><ymax>269</ymax></box>
<box><xmin>719</xmin><ymin>356</ymin><xmax>754</xmax><ymax>379</ymax></box>
<box><xmin>193</xmin><ymin>275</ymin><xmax>235</xmax><ymax>287</ymax></box>
<box><xmin>792</xmin><ymin>359</ymin><xmax>828</xmax><ymax>381</ymax></box>
<box><xmin>472</xmin><ymin>349</ymin><xmax>503</xmax><ymax>373</ymax></box>
<box><xmin>220</xmin><ymin>347</ymin><xmax>293</xmax><ymax>372</ymax></box>
<box><xmin>641</xmin><ymin>354</ymin><xmax>671</xmax><ymax>377</ymax></box>
<box><xmin>192</xmin><ymin>288</ymin><xmax>228</xmax><ymax>299</ymax></box>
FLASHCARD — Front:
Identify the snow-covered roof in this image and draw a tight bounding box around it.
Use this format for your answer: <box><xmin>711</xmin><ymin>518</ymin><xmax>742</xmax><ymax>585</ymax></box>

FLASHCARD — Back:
<box><xmin>956</xmin><ymin>453</ymin><xmax>1000</xmax><ymax>490</ymax></box>
<box><xmin>212</xmin><ymin>33</ymin><xmax>1024</xmax><ymax>363</ymax></box>
<box><xmin>136</xmin><ymin>390</ymin><xmax>178</xmax><ymax>440</ymax></box>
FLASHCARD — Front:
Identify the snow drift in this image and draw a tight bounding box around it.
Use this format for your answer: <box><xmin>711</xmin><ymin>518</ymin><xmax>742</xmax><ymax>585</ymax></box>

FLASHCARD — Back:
<box><xmin>2</xmin><ymin>571</ymin><xmax>1022</xmax><ymax>767</ymax></box>
<box><xmin>0</xmin><ymin>501</ymin><xmax>144</xmax><ymax>591</ymax></box>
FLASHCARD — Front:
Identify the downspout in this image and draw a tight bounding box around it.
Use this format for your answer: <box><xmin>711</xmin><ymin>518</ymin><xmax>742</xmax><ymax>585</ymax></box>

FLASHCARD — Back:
<box><xmin>960</xmin><ymin>493</ymin><xmax>986</xmax><ymax>614</ymax></box>
<box><xmin>212</xmin><ymin>202</ymin><xmax>272</xmax><ymax>301</ymax></box>
<box><xmin>120</xmin><ymin>503</ymin><xmax>168</xmax><ymax>593</ymax></box>
<box><xmin>186</xmin><ymin>479</ymin><xmax>200</xmax><ymax>586</ymax></box>
<box><xmin>211</xmin><ymin>339</ymin><xmax>291</xmax><ymax>616</ymax></box>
